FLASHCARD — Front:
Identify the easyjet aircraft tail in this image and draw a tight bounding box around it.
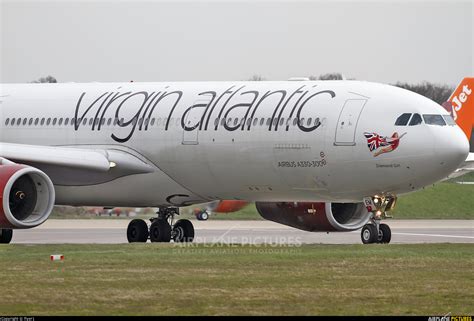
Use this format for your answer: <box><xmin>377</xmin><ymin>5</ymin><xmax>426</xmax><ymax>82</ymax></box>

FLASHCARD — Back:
<box><xmin>443</xmin><ymin>77</ymin><xmax>474</xmax><ymax>152</ymax></box>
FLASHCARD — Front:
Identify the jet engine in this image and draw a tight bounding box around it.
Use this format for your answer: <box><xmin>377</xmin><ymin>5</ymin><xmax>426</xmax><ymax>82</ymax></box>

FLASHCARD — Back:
<box><xmin>255</xmin><ymin>202</ymin><xmax>371</xmax><ymax>232</ymax></box>
<box><xmin>0</xmin><ymin>164</ymin><xmax>55</xmax><ymax>229</ymax></box>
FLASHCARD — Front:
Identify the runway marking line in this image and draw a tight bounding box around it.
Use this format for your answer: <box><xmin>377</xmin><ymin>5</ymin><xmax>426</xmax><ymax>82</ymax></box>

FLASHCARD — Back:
<box><xmin>393</xmin><ymin>232</ymin><xmax>474</xmax><ymax>239</ymax></box>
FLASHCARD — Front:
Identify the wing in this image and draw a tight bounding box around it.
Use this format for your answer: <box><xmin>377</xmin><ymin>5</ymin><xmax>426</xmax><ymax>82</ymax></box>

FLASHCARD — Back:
<box><xmin>0</xmin><ymin>142</ymin><xmax>155</xmax><ymax>185</ymax></box>
<box><xmin>447</xmin><ymin>152</ymin><xmax>474</xmax><ymax>180</ymax></box>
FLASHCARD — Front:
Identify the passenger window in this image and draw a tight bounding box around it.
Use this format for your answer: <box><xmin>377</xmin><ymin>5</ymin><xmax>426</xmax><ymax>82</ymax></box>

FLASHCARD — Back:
<box><xmin>395</xmin><ymin>113</ymin><xmax>412</xmax><ymax>126</ymax></box>
<box><xmin>58</xmin><ymin>118</ymin><xmax>63</xmax><ymax>126</ymax></box>
<box><xmin>107</xmin><ymin>118</ymin><xmax>112</xmax><ymax>126</ymax></box>
<box><xmin>52</xmin><ymin>118</ymin><xmax>57</xmax><ymax>126</ymax></box>
<box><xmin>46</xmin><ymin>118</ymin><xmax>51</xmax><ymax>126</ymax></box>
<box><xmin>423</xmin><ymin>114</ymin><xmax>446</xmax><ymax>126</ymax></box>
<box><xmin>10</xmin><ymin>118</ymin><xmax>15</xmax><ymax>125</ymax></box>
<box><xmin>280</xmin><ymin>118</ymin><xmax>285</xmax><ymax>126</ymax></box>
<box><xmin>65</xmin><ymin>118</ymin><xmax>69</xmax><ymax>126</ymax></box>
<box><xmin>409</xmin><ymin>113</ymin><xmax>422</xmax><ymax>126</ymax></box>
<box><xmin>260</xmin><ymin>118</ymin><xmax>264</xmax><ymax>126</ymax></box>
<box><xmin>41</xmin><ymin>118</ymin><xmax>45</xmax><ymax>125</ymax></box>
<box><xmin>5</xmin><ymin>118</ymin><xmax>9</xmax><ymax>126</ymax></box>
<box><xmin>443</xmin><ymin>115</ymin><xmax>456</xmax><ymax>126</ymax></box>
<box><xmin>22</xmin><ymin>118</ymin><xmax>27</xmax><ymax>125</ymax></box>
<box><xmin>34</xmin><ymin>118</ymin><xmax>39</xmax><ymax>125</ymax></box>
<box><xmin>253</xmin><ymin>118</ymin><xmax>258</xmax><ymax>126</ymax></box>
<box><xmin>293</xmin><ymin>118</ymin><xmax>298</xmax><ymax>126</ymax></box>
<box><xmin>17</xmin><ymin>118</ymin><xmax>21</xmax><ymax>126</ymax></box>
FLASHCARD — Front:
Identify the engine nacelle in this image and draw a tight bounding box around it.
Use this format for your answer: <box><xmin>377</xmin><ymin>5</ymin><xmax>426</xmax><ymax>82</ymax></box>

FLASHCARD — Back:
<box><xmin>255</xmin><ymin>202</ymin><xmax>371</xmax><ymax>232</ymax></box>
<box><xmin>0</xmin><ymin>164</ymin><xmax>55</xmax><ymax>229</ymax></box>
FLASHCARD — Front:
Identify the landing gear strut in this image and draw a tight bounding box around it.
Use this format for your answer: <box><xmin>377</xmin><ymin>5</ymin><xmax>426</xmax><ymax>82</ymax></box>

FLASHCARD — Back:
<box><xmin>126</xmin><ymin>207</ymin><xmax>194</xmax><ymax>243</ymax></box>
<box><xmin>361</xmin><ymin>194</ymin><xmax>396</xmax><ymax>244</ymax></box>
<box><xmin>0</xmin><ymin>229</ymin><xmax>13</xmax><ymax>244</ymax></box>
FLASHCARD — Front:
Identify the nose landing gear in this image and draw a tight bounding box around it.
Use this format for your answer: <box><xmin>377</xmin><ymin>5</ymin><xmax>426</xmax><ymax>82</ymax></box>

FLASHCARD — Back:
<box><xmin>126</xmin><ymin>207</ymin><xmax>195</xmax><ymax>243</ymax></box>
<box><xmin>361</xmin><ymin>194</ymin><xmax>396</xmax><ymax>244</ymax></box>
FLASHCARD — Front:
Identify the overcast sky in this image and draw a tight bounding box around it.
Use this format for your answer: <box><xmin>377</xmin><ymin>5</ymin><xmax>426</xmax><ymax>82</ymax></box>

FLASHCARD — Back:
<box><xmin>0</xmin><ymin>0</ymin><xmax>472</xmax><ymax>86</ymax></box>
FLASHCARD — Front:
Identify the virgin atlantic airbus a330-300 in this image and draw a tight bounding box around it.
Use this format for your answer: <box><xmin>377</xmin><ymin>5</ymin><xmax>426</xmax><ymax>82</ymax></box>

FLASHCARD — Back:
<box><xmin>0</xmin><ymin>78</ymin><xmax>473</xmax><ymax>244</ymax></box>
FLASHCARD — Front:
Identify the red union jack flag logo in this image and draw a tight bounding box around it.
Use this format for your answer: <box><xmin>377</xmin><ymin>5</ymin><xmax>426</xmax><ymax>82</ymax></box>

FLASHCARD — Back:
<box><xmin>364</xmin><ymin>132</ymin><xmax>406</xmax><ymax>157</ymax></box>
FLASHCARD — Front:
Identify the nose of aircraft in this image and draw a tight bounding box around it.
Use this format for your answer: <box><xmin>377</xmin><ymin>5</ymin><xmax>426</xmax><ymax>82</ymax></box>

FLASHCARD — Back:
<box><xmin>435</xmin><ymin>126</ymin><xmax>470</xmax><ymax>175</ymax></box>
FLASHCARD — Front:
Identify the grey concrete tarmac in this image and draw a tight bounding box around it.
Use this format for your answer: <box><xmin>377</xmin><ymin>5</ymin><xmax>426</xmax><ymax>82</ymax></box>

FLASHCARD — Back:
<box><xmin>9</xmin><ymin>219</ymin><xmax>474</xmax><ymax>244</ymax></box>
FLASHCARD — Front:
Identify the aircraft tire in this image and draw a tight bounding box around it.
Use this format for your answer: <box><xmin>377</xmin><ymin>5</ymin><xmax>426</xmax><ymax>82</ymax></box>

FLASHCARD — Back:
<box><xmin>0</xmin><ymin>229</ymin><xmax>13</xmax><ymax>244</ymax></box>
<box><xmin>173</xmin><ymin>219</ymin><xmax>195</xmax><ymax>243</ymax></box>
<box><xmin>200</xmin><ymin>212</ymin><xmax>209</xmax><ymax>221</ymax></box>
<box><xmin>361</xmin><ymin>224</ymin><xmax>377</xmax><ymax>244</ymax></box>
<box><xmin>127</xmin><ymin>219</ymin><xmax>149</xmax><ymax>243</ymax></box>
<box><xmin>378</xmin><ymin>223</ymin><xmax>392</xmax><ymax>244</ymax></box>
<box><xmin>150</xmin><ymin>220</ymin><xmax>172</xmax><ymax>243</ymax></box>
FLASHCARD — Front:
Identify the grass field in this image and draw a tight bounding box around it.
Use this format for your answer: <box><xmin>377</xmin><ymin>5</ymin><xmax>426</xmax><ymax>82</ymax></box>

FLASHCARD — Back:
<box><xmin>0</xmin><ymin>244</ymin><xmax>472</xmax><ymax>315</ymax></box>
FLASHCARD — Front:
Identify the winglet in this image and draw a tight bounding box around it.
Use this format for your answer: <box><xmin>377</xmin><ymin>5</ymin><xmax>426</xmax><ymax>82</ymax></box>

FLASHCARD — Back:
<box><xmin>443</xmin><ymin>77</ymin><xmax>474</xmax><ymax>141</ymax></box>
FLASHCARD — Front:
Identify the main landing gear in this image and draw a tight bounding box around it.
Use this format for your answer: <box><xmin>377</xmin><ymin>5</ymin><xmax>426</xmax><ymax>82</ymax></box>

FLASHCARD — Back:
<box><xmin>360</xmin><ymin>194</ymin><xmax>396</xmax><ymax>244</ymax></box>
<box><xmin>126</xmin><ymin>207</ymin><xmax>194</xmax><ymax>243</ymax></box>
<box><xmin>0</xmin><ymin>229</ymin><xmax>13</xmax><ymax>244</ymax></box>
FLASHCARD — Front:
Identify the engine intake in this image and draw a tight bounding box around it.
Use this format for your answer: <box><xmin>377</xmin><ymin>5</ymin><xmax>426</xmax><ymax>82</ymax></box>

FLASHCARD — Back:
<box><xmin>0</xmin><ymin>165</ymin><xmax>55</xmax><ymax>229</ymax></box>
<box><xmin>255</xmin><ymin>202</ymin><xmax>371</xmax><ymax>232</ymax></box>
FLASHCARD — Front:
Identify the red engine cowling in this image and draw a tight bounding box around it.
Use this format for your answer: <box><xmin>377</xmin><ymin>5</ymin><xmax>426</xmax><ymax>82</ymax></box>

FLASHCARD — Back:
<box><xmin>255</xmin><ymin>202</ymin><xmax>371</xmax><ymax>232</ymax></box>
<box><xmin>213</xmin><ymin>200</ymin><xmax>248</xmax><ymax>213</ymax></box>
<box><xmin>0</xmin><ymin>164</ymin><xmax>55</xmax><ymax>229</ymax></box>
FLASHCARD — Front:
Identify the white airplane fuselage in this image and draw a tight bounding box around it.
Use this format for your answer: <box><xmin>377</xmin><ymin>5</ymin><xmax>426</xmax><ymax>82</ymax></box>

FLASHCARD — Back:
<box><xmin>0</xmin><ymin>81</ymin><xmax>469</xmax><ymax>208</ymax></box>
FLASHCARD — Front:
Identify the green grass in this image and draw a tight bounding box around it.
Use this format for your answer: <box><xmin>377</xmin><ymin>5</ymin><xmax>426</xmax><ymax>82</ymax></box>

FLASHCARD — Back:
<box><xmin>392</xmin><ymin>183</ymin><xmax>474</xmax><ymax>219</ymax></box>
<box><xmin>0</xmin><ymin>244</ymin><xmax>472</xmax><ymax>315</ymax></box>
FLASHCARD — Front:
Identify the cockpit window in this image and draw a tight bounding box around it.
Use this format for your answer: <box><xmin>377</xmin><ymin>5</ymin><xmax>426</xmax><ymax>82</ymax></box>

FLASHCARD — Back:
<box><xmin>395</xmin><ymin>113</ymin><xmax>412</xmax><ymax>126</ymax></box>
<box><xmin>423</xmin><ymin>114</ymin><xmax>446</xmax><ymax>126</ymax></box>
<box><xmin>442</xmin><ymin>115</ymin><xmax>457</xmax><ymax>126</ymax></box>
<box><xmin>409</xmin><ymin>113</ymin><xmax>422</xmax><ymax>126</ymax></box>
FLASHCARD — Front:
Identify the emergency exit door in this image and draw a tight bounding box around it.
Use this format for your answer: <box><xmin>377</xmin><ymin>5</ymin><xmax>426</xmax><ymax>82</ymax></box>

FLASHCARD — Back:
<box><xmin>334</xmin><ymin>99</ymin><xmax>367</xmax><ymax>146</ymax></box>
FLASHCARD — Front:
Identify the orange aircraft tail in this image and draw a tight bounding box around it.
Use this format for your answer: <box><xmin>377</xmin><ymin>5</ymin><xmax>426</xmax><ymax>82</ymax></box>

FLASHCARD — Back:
<box><xmin>443</xmin><ymin>77</ymin><xmax>474</xmax><ymax>152</ymax></box>
<box><xmin>443</xmin><ymin>77</ymin><xmax>474</xmax><ymax>141</ymax></box>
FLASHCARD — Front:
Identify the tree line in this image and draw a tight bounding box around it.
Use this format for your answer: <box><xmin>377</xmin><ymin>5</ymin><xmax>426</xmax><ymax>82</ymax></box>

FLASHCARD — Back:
<box><xmin>31</xmin><ymin>74</ymin><xmax>454</xmax><ymax>105</ymax></box>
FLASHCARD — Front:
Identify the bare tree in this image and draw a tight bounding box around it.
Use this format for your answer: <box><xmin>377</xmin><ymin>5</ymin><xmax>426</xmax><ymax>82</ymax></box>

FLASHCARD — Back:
<box><xmin>393</xmin><ymin>81</ymin><xmax>453</xmax><ymax>105</ymax></box>
<box><xmin>248</xmin><ymin>74</ymin><xmax>266</xmax><ymax>81</ymax></box>
<box><xmin>309</xmin><ymin>73</ymin><xmax>344</xmax><ymax>81</ymax></box>
<box><xmin>31</xmin><ymin>75</ymin><xmax>57</xmax><ymax>83</ymax></box>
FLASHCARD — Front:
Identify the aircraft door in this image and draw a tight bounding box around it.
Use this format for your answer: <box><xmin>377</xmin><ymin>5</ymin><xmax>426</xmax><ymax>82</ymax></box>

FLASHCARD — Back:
<box><xmin>182</xmin><ymin>98</ymin><xmax>212</xmax><ymax>145</ymax></box>
<box><xmin>334</xmin><ymin>99</ymin><xmax>367</xmax><ymax>146</ymax></box>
